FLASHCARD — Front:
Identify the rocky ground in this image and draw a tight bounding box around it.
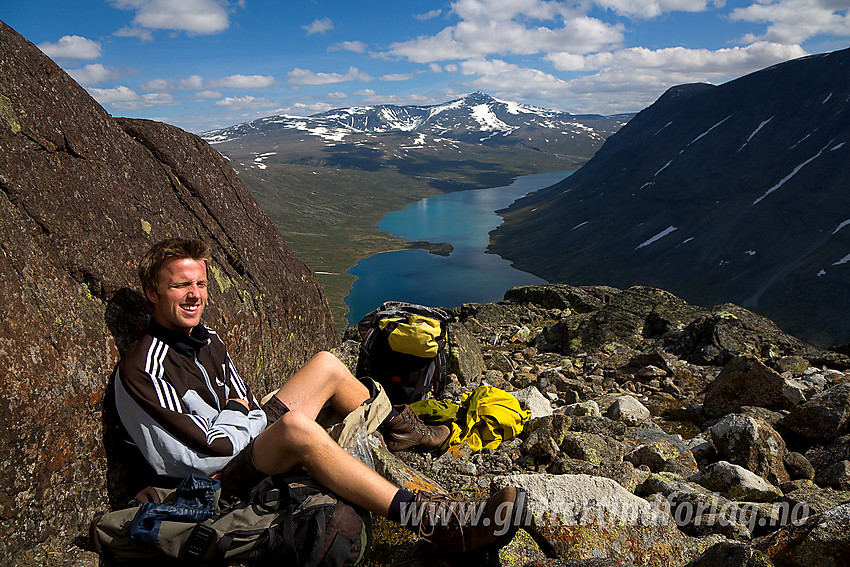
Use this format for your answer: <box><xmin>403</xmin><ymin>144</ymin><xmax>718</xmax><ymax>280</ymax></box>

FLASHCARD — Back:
<box><xmin>335</xmin><ymin>283</ymin><xmax>850</xmax><ymax>567</ymax></box>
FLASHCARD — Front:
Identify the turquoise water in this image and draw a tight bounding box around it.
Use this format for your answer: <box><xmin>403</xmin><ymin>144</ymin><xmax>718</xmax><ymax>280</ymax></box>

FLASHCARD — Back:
<box><xmin>344</xmin><ymin>171</ymin><xmax>571</xmax><ymax>324</ymax></box>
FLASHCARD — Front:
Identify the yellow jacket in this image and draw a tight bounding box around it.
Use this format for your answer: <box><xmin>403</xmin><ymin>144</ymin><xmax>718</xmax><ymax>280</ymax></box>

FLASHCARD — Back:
<box><xmin>409</xmin><ymin>385</ymin><xmax>530</xmax><ymax>452</ymax></box>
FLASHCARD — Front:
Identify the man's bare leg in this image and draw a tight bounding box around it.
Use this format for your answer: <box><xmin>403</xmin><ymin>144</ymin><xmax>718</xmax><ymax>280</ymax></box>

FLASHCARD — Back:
<box><xmin>270</xmin><ymin>351</ymin><xmax>370</xmax><ymax>420</ymax></box>
<box><xmin>251</xmin><ymin>409</ymin><xmax>396</xmax><ymax>516</ymax></box>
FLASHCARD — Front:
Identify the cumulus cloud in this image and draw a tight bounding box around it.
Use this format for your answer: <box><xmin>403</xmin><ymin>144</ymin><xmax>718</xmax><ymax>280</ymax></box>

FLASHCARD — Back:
<box><xmin>87</xmin><ymin>85</ymin><xmax>139</xmax><ymax>104</ymax></box>
<box><xmin>178</xmin><ymin>75</ymin><xmax>205</xmax><ymax>90</ymax></box>
<box><xmin>730</xmin><ymin>0</ymin><xmax>850</xmax><ymax>44</ymax></box>
<box><xmin>329</xmin><ymin>41</ymin><xmax>368</xmax><ymax>53</ymax></box>
<box><xmin>141</xmin><ymin>77</ymin><xmax>174</xmax><ymax>91</ymax></box>
<box><xmin>209</xmin><ymin>74</ymin><xmax>276</xmax><ymax>88</ymax></box>
<box><xmin>547</xmin><ymin>42</ymin><xmax>807</xmax><ymax>81</ymax></box>
<box><xmin>214</xmin><ymin>95</ymin><xmax>276</xmax><ymax>109</ymax></box>
<box><xmin>414</xmin><ymin>9</ymin><xmax>443</xmax><ymax>20</ymax></box>
<box><xmin>380</xmin><ymin>73</ymin><xmax>415</xmax><ymax>81</ymax></box>
<box><xmin>592</xmin><ymin>0</ymin><xmax>719</xmax><ymax>18</ymax></box>
<box><xmin>109</xmin><ymin>0</ymin><xmax>230</xmax><ymax>34</ymax></box>
<box><xmin>388</xmin><ymin>8</ymin><xmax>623</xmax><ymax>62</ymax></box>
<box><xmin>38</xmin><ymin>35</ymin><xmax>102</xmax><ymax>60</ymax></box>
<box><xmin>111</xmin><ymin>92</ymin><xmax>176</xmax><ymax>110</ymax></box>
<box><xmin>303</xmin><ymin>17</ymin><xmax>334</xmax><ymax>35</ymax></box>
<box><xmin>194</xmin><ymin>89</ymin><xmax>224</xmax><ymax>99</ymax></box>
<box><xmin>67</xmin><ymin>64</ymin><xmax>124</xmax><ymax>86</ymax></box>
<box><xmin>113</xmin><ymin>26</ymin><xmax>154</xmax><ymax>41</ymax></box>
<box><xmin>458</xmin><ymin>59</ymin><xmax>571</xmax><ymax>99</ymax></box>
<box><xmin>287</xmin><ymin>67</ymin><xmax>374</xmax><ymax>85</ymax></box>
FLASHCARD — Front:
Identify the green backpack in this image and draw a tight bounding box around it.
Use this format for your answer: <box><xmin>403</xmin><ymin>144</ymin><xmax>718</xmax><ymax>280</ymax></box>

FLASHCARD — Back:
<box><xmin>90</xmin><ymin>473</ymin><xmax>371</xmax><ymax>566</ymax></box>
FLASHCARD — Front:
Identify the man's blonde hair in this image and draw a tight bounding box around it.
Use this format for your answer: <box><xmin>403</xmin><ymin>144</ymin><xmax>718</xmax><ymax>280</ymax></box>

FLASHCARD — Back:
<box><xmin>138</xmin><ymin>238</ymin><xmax>211</xmax><ymax>296</ymax></box>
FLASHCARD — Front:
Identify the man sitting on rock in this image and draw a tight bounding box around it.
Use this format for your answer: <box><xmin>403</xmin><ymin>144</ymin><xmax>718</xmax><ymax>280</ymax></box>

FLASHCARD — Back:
<box><xmin>112</xmin><ymin>237</ymin><xmax>527</xmax><ymax>554</ymax></box>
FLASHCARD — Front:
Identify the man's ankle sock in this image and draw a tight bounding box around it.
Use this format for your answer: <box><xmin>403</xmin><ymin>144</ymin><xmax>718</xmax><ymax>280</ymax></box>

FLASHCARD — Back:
<box><xmin>381</xmin><ymin>408</ymin><xmax>401</xmax><ymax>428</ymax></box>
<box><xmin>387</xmin><ymin>489</ymin><xmax>416</xmax><ymax>523</ymax></box>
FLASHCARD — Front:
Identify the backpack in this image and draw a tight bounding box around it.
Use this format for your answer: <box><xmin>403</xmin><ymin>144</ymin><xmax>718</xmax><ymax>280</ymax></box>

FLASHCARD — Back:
<box><xmin>89</xmin><ymin>473</ymin><xmax>371</xmax><ymax>566</ymax></box>
<box><xmin>355</xmin><ymin>301</ymin><xmax>449</xmax><ymax>405</ymax></box>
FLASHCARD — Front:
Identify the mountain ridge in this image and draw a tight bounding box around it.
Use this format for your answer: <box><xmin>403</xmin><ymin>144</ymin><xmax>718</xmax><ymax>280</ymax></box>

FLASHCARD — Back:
<box><xmin>490</xmin><ymin>48</ymin><xmax>850</xmax><ymax>347</ymax></box>
<box><xmin>202</xmin><ymin>91</ymin><xmax>630</xmax><ymax>154</ymax></box>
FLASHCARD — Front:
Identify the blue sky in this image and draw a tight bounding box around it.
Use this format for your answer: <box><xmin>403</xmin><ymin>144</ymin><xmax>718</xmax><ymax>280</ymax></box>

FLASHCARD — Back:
<box><xmin>4</xmin><ymin>1</ymin><xmax>849</xmax><ymax>133</ymax></box>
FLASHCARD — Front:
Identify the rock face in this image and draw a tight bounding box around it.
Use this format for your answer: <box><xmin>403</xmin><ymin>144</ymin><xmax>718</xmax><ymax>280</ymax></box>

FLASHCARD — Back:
<box><xmin>0</xmin><ymin>21</ymin><xmax>337</xmax><ymax>563</ymax></box>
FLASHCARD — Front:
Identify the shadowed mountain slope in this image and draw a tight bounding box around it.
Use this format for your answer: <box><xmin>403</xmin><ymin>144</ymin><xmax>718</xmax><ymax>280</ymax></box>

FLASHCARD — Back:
<box><xmin>491</xmin><ymin>48</ymin><xmax>850</xmax><ymax>347</ymax></box>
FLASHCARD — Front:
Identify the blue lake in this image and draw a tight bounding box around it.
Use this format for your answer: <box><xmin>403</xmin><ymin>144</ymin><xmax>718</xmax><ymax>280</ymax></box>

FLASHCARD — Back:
<box><xmin>344</xmin><ymin>171</ymin><xmax>572</xmax><ymax>324</ymax></box>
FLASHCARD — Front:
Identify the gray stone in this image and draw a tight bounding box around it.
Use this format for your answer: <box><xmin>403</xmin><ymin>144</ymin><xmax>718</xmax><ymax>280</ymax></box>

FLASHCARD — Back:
<box><xmin>685</xmin><ymin>542</ymin><xmax>772</xmax><ymax>567</ymax></box>
<box><xmin>605</xmin><ymin>395</ymin><xmax>652</xmax><ymax>426</ymax></box>
<box><xmin>783</xmin><ymin>452</ymin><xmax>815</xmax><ymax>481</ymax></box>
<box><xmin>625</xmin><ymin>439</ymin><xmax>698</xmax><ymax>475</ymax></box>
<box><xmin>814</xmin><ymin>460</ymin><xmax>850</xmax><ymax>490</ymax></box>
<box><xmin>512</xmin><ymin>386</ymin><xmax>554</xmax><ymax>420</ymax></box>
<box><xmin>491</xmin><ymin>473</ymin><xmax>718</xmax><ymax>566</ymax></box>
<box><xmin>777</xmin><ymin>383</ymin><xmax>850</xmax><ymax>442</ymax></box>
<box><xmin>690</xmin><ymin>461</ymin><xmax>782</xmax><ymax>502</ymax></box>
<box><xmin>710</xmin><ymin>414</ymin><xmax>789</xmax><ymax>485</ymax></box>
<box><xmin>754</xmin><ymin>502</ymin><xmax>850</xmax><ymax>564</ymax></box>
<box><xmin>703</xmin><ymin>355</ymin><xmax>807</xmax><ymax>419</ymax></box>
<box><xmin>564</xmin><ymin>400</ymin><xmax>602</xmax><ymax>418</ymax></box>
<box><xmin>447</xmin><ymin>322</ymin><xmax>486</xmax><ymax>386</ymax></box>
<box><xmin>560</xmin><ymin>431</ymin><xmax>626</xmax><ymax>466</ymax></box>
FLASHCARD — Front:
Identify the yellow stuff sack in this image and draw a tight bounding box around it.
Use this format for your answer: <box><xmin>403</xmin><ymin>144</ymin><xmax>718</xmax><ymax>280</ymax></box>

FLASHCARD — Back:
<box><xmin>379</xmin><ymin>315</ymin><xmax>443</xmax><ymax>358</ymax></box>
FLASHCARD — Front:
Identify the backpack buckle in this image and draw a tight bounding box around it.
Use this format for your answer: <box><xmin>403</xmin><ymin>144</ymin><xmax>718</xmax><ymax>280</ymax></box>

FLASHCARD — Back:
<box><xmin>182</xmin><ymin>523</ymin><xmax>216</xmax><ymax>559</ymax></box>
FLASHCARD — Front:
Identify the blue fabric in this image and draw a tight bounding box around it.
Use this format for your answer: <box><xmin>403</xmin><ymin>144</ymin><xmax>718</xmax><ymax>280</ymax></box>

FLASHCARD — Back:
<box><xmin>129</xmin><ymin>474</ymin><xmax>220</xmax><ymax>546</ymax></box>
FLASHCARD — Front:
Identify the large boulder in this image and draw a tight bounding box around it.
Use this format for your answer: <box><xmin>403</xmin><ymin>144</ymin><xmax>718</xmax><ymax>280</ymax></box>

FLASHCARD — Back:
<box><xmin>777</xmin><ymin>384</ymin><xmax>850</xmax><ymax>443</ymax></box>
<box><xmin>492</xmin><ymin>473</ymin><xmax>719</xmax><ymax>566</ymax></box>
<box><xmin>680</xmin><ymin>306</ymin><xmax>817</xmax><ymax>366</ymax></box>
<box><xmin>753</xmin><ymin>502</ymin><xmax>850</xmax><ymax>565</ymax></box>
<box><xmin>703</xmin><ymin>355</ymin><xmax>807</xmax><ymax>419</ymax></box>
<box><xmin>709</xmin><ymin>414</ymin><xmax>790</xmax><ymax>485</ymax></box>
<box><xmin>0</xmin><ymin>21</ymin><xmax>337</xmax><ymax>563</ymax></box>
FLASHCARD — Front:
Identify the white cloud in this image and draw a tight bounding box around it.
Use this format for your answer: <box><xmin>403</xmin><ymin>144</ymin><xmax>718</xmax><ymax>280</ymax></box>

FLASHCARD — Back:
<box><xmin>592</xmin><ymin>0</ymin><xmax>718</xmax><ymax>18</ymax></box>
<box><xmin>178</xmin><ymin>75</ymin><xmax>205</xmax><ymax>90</ymax></box>
<box><xmin>194</xmin><ymin>90</ymin><xmax>224</xmax><ymax>99</ymax></box>
<box><xmin>113</xmin><ymin>26</ymin><xmax>154</xmax><ymax>41</ymax></box>
<box><xmin>303</xmin><ymin>17</ymin><xmax>334</xmax><ymax>35</ymax></box>
<box><xmin>287</xmin><ymin>67</ymin><xmax>374</xmax><ymax>85</ymax></box>
<box><xmin>329</xmin><ymin>41</ymin><xmax>368</xmax><ymax>53</ymax></box>
<box><xmin>87</xmin><ymin>85</ymin><xmax>139</xmax><ymax>103</ymax></box>
<box><xmin>141</xmin><ymin>78</ymin><xmax>174</xmax><ymax>91</ymax></box>
<box><xmin>67</xmin><ymin>63</ymin><xmax>124</xmax><ymax>86</ymax></box>
<box><xmin>380</xmin><ymin>73</ymin><xmax>415</xmax><ymax>81</ymax></box>
<box><xmin>458</xmin><ymin>58</ymin><xmax>572</xmax><ymax>99</ymax></box>
<box><xmin>38</xmin><ymin>35</ymin><xmax>102</xmax><ymax>60</ymax></box>
<box><xmin>209</xmin><ymin>74</ymin><xmax>276</xmax><ymax>88</ymax></box>
<box><xmin>109</xmin><ymin>0</ymin><xmax>230</xmax><ymax>34</ymax></box>
<box><xmin>388</xmin><ymin>10</ymin><xmax>623</xmax><ymax>62</ymax></box>
<box><xmin>415</xmin><ymin>9</ymin><xmax>443</xmax><ymax>20</ymax></box>
<box><xmin>289</xmin><ymin>101</ymin><xmax>335</xmax><ymax>114</ymax></box>
<box><xmin>111</xmin><ymin>92</ymin><xmax>176</xmax><ymax>110</ymax></box>
<box><xmin>327</xmin><ymin>92</ymin><xmax>349</xmax><ymax>99</ymax></box>
<box><xmin>730</xmin><ymin>0</ymin><xmax>850</xmax><ymax>44</ymax></box>
<box><xmin>214</xmin><ymin>95</ymin><xmax>276</xmax><ymax>109</ymax></box>
<box><xmin>354</xmin><ymin>92</ymin><xmax>445</xmax><ymax>106</ymax></box>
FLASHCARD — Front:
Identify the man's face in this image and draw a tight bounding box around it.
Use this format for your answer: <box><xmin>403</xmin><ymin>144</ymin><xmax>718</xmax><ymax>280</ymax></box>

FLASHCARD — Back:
<box><xmin>146</xmin><ymin>257</ymin><xmax>208</xmax><ymax>334</ymax></box>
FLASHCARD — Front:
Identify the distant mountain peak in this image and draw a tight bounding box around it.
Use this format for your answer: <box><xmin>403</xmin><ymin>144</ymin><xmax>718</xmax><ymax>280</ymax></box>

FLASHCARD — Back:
<box><xmin>202</xmin><ymin>92</ymin><xmax>628</xmax><ymax>148</ymax></box>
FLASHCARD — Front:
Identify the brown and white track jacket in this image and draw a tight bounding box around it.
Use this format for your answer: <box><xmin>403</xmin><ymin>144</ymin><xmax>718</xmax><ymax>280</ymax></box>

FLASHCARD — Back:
<box><xmin>113</xmin><ymin>320</ymin><xmax>267</xmax><ymax>478</ymax></box>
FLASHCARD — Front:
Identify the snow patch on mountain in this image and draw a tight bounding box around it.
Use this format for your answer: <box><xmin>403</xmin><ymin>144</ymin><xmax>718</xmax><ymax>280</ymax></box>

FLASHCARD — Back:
<box><xmin>636</xmin><ymin>226</ymin><xmax>678</xmax><ymax>250</ymax></box>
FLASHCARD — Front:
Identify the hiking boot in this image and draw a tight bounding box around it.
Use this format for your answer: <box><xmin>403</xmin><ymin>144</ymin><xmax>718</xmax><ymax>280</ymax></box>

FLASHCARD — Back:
<box><xmin>403</xmin><ymin>486</ymin><xmax>529</xmax><ymax>554</ymax></box>
<box><xmin>382</xmin><ymin>405</ymin><xmax>450</xmax><ymax>452</ymax></box>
